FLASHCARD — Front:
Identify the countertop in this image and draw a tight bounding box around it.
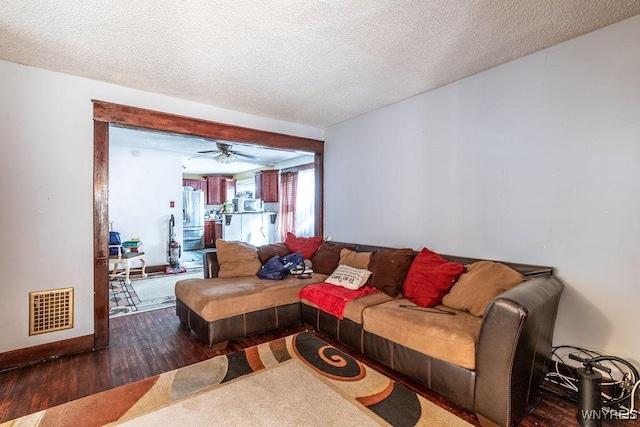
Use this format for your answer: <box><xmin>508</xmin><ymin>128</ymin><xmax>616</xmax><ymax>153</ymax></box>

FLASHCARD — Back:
<box><xmin>205</xmin><ymin>212</ymin><xmax>276</xmax><ymax>222</ymax></box>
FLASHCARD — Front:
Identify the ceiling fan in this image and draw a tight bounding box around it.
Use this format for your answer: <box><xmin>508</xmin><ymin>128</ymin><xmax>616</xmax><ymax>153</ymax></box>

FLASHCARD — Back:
<box><xmin>196</xmin><ymin>142</ymin><xmax>260</xmax><ymax>164</ymax></box>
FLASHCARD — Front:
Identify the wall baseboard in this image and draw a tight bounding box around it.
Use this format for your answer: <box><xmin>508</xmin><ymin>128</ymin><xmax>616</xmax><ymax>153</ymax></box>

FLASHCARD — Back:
<box><xmin>0</xmin><ymin>334</ymin><xmax>94</xmax><ymax>372</ymax></box>
<box><xmin>146</xmin><ymin>264</ymin><xmax>171</xmax><ymax>274</ymax></box>
<box><xmin>112</xmin><ymin>264</ymin><xmax>182</xmax><ymax>275</ymax></box>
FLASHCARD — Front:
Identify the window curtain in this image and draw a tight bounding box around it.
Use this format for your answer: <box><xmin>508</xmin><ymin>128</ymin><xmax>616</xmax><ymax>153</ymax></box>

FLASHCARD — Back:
<box><xmin>279</xmin><ymin>171</ymin><xmax>297</xmax><ymax>241</ymax></box>
<box><xmin>294</xmin><ymin>167</ymin><xmax>315</xmax><ymax>237</ymax></box>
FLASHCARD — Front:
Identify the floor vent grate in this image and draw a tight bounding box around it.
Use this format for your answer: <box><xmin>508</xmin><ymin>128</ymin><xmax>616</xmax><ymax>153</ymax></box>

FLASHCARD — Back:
<box><xmin>29</xmin><ymin>288</ymin><xmax>74</xmax><ymax>335</ymax></box>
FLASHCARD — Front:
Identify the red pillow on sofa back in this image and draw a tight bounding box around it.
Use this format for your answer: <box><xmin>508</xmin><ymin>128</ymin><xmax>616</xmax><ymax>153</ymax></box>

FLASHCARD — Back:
<box><xmin>284</xmin><ymin>232</ymin><xmax>323</xmax><ymax>259</ymax></box>
<box><xmin>402</xmin><ymin>247</ymin><xmax>465</xmax><ymax>308</ymax></box>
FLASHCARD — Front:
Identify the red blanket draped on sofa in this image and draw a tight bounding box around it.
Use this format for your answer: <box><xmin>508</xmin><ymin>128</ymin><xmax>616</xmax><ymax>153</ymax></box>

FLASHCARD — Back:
<box><xmin>299</xmin><ymin>283</ymin><xmax>379</xmax><ymax>319</ymax></box>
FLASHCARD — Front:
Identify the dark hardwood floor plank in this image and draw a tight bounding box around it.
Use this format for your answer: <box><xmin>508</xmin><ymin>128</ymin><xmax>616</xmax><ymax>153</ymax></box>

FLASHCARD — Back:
<box><xmin>0</xmin><ymin>307</ymin><xmax>637</xmax><ymax>426</ymax></box>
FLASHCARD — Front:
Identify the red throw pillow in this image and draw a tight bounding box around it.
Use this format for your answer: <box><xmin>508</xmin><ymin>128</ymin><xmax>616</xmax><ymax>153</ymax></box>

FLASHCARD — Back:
<box><xmin>402</xmin><ymin>247</ymin><xmax>465</xmax><ymax>308</ymax></box>
<box><xmin>284</xmin><ymin>232</ymin><xmax>323</xmax><ymax>259</ymax></box>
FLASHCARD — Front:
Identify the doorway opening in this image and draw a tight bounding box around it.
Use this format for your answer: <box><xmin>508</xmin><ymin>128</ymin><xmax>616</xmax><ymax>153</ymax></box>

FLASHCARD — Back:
<box><xmin>93</xmin><ymin>100</ymin><xmax>324</xmax><ymax>348</ymax></box>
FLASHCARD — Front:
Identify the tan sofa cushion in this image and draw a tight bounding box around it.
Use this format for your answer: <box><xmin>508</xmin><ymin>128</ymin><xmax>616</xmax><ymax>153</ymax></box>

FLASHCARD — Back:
<box><xmin>362</xmin><ymin>298</ymin><xmax>483</xmax><ymax>370</ymax></box>
<box><xmin>301</xmin><ymin>292</ymin><xmax>394</xmax><ymax>324</ymax></box>
<box><xmin>175</xmin><ymin>274</ymin><xmax>328</xmax><ymax>322</ymax></box>
<box><xmin>339</xmin><ymin>249</ymin><xmax>372</xmax><ymax>269</ymax></box>
<box><xmin>442</xmin><ymin>261</ymin><xmax>524</xmax><ymax>316</ymax></box>
<box><xmin>215</xmin><ymin>240</ymin><xmax>262</xmax><ymax>278</ymax></box>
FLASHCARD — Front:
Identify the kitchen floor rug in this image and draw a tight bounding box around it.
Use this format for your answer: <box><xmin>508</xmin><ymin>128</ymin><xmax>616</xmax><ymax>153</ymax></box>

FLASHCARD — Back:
<box><xmin>109</xmin><ymin>270</ymin><xmax>203</xmax><ymax>318</ymax></box>
<box><xmin>1</xmin><ymin>332</ymin><xmax>473</xmax><ymax>427</ymax></box>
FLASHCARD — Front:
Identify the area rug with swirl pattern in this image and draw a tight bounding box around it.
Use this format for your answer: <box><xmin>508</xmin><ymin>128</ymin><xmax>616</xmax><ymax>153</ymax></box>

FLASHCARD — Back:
<box><xmin>1</xmin><ymin>332</ymin><xmax>472</xmax><ymax>427</ymax></box>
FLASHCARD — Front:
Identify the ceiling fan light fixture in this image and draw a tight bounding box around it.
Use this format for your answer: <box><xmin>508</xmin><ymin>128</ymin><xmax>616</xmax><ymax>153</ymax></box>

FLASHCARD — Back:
<box><xmin>214</xmin><ymin>152</ymin><xmax>237</xmax><ymax>164</ymax></box>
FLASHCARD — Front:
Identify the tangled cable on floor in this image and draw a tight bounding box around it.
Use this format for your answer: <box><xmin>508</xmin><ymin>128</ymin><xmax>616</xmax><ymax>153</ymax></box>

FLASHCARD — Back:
<box><xmin>543</xmin><ymin>345</ymin><xmax>640</xmax><ymax>419</ymax></box>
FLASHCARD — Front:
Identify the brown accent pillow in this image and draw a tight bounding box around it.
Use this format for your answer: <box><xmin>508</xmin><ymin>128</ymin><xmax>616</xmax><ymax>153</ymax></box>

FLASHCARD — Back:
<box><xmin>310</xmin><ymin>242</ymin><xmax>356</xmax><ymax>274</ymax></box>
<box><xmin>257</xmin><ymin>243</ymin><xmax>290</xmax><ymax>265</ymax></box>
<box><xmin>442</xmin><ymin>261</ymin><xmax>525</xmax><ymax>316</ymax></box>
<box><xmin>215</xmin><ymin>239</ymin><xmax>262</xmax><ymax>278</ymax></box>
<box><xmin>368</xmin><ymin>248</ymin><xmax>415</xmax><ymax>297</ymax></box>
<box><xmin>339</xmin><ymin>248</ymin><xmax>372</xmax><ymax>269</ymax></box>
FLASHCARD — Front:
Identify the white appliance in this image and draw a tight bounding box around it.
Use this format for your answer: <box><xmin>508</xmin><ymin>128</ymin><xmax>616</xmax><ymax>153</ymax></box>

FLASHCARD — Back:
<box><xmin>233</xmin><ymin>198</ymin><xmax>264</xmax><ymax>213</ymax></box>
<box><xmin>222</xmin><ymin>214</ymin><xmax>242</xmax><ymax>242</ymax></box>
<box><xmin>265</xmin><ymin>212</ymin><xmax>277</xmax><ymax>244</ymax></box>
<box><xmin>222</xmin><ymin>212</ymin><xmax>277</xmax><ymax>246</ymax></box>
<box><xmin>182</xmin><ymin>187</ymin><xmax>205</xmax><ymax>250</ymax></box>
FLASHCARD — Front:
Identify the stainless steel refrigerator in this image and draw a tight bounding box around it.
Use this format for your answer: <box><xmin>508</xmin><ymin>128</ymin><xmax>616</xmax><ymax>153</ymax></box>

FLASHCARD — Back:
<box><xmin>182</xmin><ymin>187</ymin><xmax>205</xmax><ymax>250</ymax></box>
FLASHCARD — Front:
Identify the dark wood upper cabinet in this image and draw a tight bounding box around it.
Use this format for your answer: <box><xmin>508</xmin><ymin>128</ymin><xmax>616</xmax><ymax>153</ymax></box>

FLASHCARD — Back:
<box><xmin>223</xmin><ymin>178</ymin><xmax>236</xmax><ymax>202</ymax></box>
<box><xmin>183</xmin><ymin>179</ymin><xmax>206</xmax><ymax>192</ymax></box>
<box><xmin>206</xmin><ymin>176</ymin><xmax>223</xmax><ymax>205</ymax></box>
<box><xmin>205</xmin><ymin>175</ymin><xmax>235</xmax><ymax>205</ymax></box>
<box><xmin>255</xmin><ymin>170</ymin><xmax>279</xmax><ymax>202</ymax></box>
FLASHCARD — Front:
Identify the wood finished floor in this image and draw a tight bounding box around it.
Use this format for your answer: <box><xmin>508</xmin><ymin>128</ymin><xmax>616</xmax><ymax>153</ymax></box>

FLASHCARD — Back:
<box><xmin>0</xmin><ymin>307</ymin><xmax>637</xmax><ymax>426</ymax></box>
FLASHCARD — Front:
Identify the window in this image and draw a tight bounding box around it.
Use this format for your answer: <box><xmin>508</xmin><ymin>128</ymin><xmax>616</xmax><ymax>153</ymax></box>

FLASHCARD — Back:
<box><xmin>279</xmin><ymin>164</ymin><xmax>315</xmax><ymax>239</ymax></box>
<box><xmin>294</xmin><ymin>167</ymin><xmax>315</xmax><ymax>236</ymax></box>
<box><xmin>235</xmin><ymin>178</ymin><xmax>255</xmax><ymax>198</ymax></box>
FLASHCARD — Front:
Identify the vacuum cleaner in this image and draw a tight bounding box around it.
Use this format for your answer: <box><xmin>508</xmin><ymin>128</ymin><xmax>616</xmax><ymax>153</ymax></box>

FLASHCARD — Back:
<box><xmin>166</xmin><ymin>214</ymin><xmax>186</xmax><ymax>274</ymax></box>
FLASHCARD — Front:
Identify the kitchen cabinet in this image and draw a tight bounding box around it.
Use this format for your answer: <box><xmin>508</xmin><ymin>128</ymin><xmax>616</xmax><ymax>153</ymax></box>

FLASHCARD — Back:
<box><xmin>205</xmin><ymin>175</ymin><xmax>235</xmax><ymax>205</ymax></box>
<box><xmin>214</xmin><ymin>222</ymin><xmax>222</xmax><ymax>245</ymax></box>
<box><xmin>183</xmin><ymin>179</ymin><xmax>206</xmax><ymax>192</ymax></box>
<box><xmin>205</xmin><ymin>220</ymin><xmax>223</xmax><ymax>248</ymax></box>
<box><xmin>255</xmin><ymin>170</ymin><xmax>279</xmax><ymax>202</ymax></box>
<box><xmin>204</xmin><ymin>220</ymin><xmax>215</xmax><ymax>248</ymax></box>
<box><xmin>223</xmin><ymin>178</ymin><xmax>236</xmax><ymax>202</ymax></box>
<box><xmin>206</xmin><ymin>176</ymin><xmax>224</xmax><ymax>205</ymax></box>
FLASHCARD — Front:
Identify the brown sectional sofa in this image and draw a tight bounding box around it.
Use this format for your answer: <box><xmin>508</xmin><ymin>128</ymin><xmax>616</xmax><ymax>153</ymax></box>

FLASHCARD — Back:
<box><xmin>174</xmin><ymin>242</ymin><xmax>563</xmax><ymax>427</ymax></box>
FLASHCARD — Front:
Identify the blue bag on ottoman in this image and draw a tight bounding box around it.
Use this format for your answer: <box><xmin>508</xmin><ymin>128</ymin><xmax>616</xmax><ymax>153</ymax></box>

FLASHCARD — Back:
<box><xmin>258</xmin><ymin>252</ymin><xmax>303</xmax><ymax>280</ymax></box>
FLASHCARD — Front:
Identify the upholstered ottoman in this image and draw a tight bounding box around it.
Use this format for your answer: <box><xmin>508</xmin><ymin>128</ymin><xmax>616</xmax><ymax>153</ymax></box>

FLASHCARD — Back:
<box><xmin>175</xmin><ymin>274</ymin><xmax>327</xmax><ymax>348</ymax></box>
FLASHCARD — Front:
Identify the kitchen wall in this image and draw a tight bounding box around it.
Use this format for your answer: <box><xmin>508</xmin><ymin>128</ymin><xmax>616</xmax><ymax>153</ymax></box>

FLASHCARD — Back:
<box><xmin>324</xmin><ymin>16</ymin><xmax>640</xmax><ymax>363</ymax></box>
<box><xmin>275</xmin><ymin>154</ymin><xmax>315</xmax><ymax>170</ymax></box>
<box><xmin>0</xmin><ymin>59</ymin><xmax>322</xmax><ymax>352</ymax></box>
<box><xmin>109</xmin><ymin>144</ymin><xmax>183</xmax><ymax>266</ymax></box>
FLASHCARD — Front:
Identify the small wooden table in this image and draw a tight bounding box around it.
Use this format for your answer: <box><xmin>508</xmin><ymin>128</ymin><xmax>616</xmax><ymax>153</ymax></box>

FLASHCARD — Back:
<box><xmin>109</xmin><ymin>250</ymin><xmax>147</xmax><ymax>285</ymax></box>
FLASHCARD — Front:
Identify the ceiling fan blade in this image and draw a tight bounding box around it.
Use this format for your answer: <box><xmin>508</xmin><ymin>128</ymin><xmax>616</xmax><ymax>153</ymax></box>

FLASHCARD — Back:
<box><xmin>197</xmin><ymin>150</ymin><xmax>221</xmax><ymax>154</ymax></box>
<box><xmin>187</xmin><ymin>153</ymin><xmax>213</xmax><ymax>160</ymax></box>
<box><xmin>232</xmin><ymin>151</ymin><xmax>260</xmax><ymax>160</ymax></box>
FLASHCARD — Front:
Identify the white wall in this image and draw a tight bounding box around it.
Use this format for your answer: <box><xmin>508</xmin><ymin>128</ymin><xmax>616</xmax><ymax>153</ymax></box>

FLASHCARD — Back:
<box><xmin>275</xmin><ymin>154</ymin><xmax>315</xmax><ymax>170</ymax></box>
<box><xmin>325</xmin><ymin>16</ymin><xmax>640</xmax><ymax>364</ymax></box>
<box><xmin>109</xmin><ymin>144</ymin><xmax>184</xmax><ymax>266</ymax></box>
<box><xmin>0</xmin><ymin>60</ymin><xmax>322</xmax><ymax>352</ymax></box>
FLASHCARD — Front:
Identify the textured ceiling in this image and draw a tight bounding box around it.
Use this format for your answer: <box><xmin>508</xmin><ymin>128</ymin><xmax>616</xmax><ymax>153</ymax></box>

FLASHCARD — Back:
<box><xmin>109</xmin><ymin>125</ymin><xmax>311</xmax><ymax>175</ymax></box>
<box><xmin>2</xmin><ymin>1</ymin><xmax>639</xmax><ymax>128</ymax></box>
